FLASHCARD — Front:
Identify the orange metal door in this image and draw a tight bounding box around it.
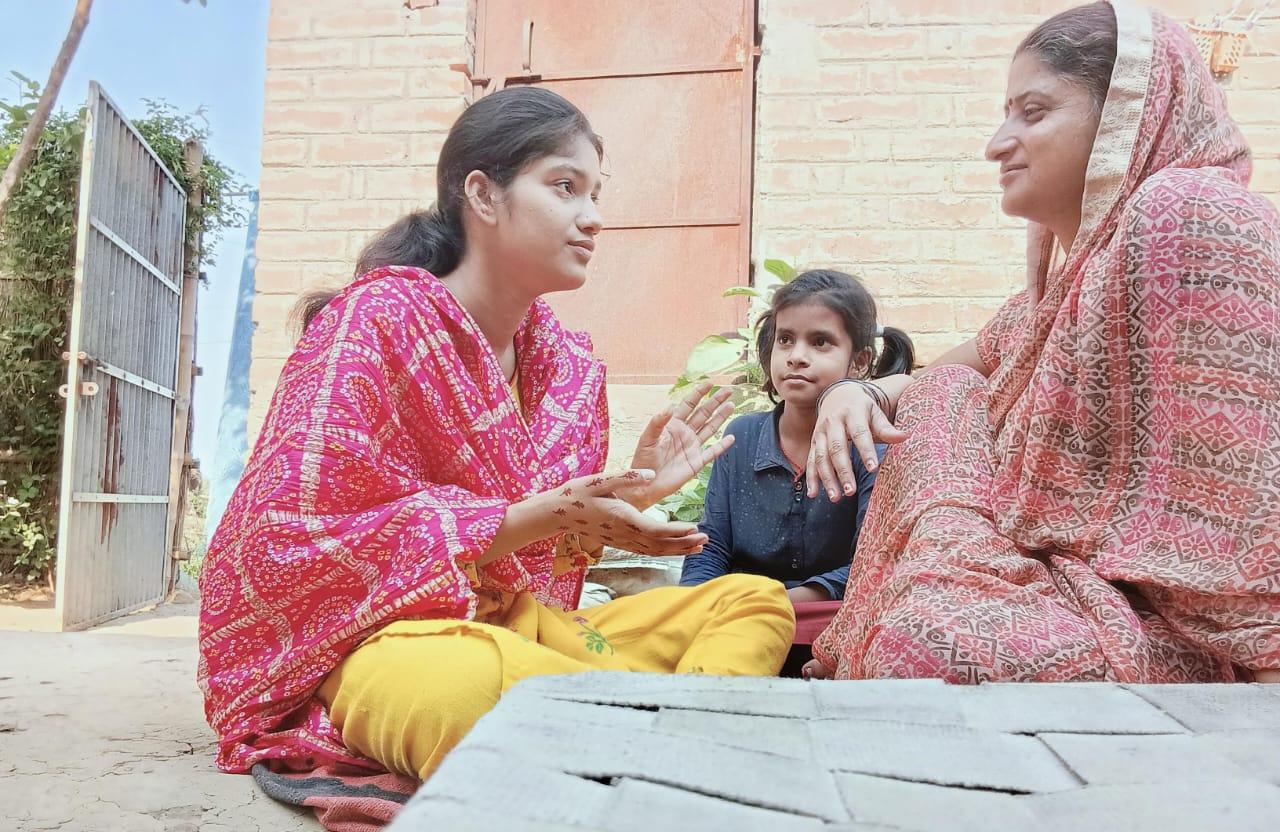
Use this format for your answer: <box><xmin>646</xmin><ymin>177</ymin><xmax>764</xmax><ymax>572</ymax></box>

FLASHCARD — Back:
<box><xmin>473</xmin><ymin>0</ymin><xmax>757</xmax><ymax>384</ymax></box>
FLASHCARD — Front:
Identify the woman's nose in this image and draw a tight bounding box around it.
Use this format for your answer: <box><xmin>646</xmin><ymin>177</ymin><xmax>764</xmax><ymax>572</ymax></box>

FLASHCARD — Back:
<box><xmin>985</xmin><ymin>120</ymin><xmax>1016</xmax><ymax>162</ymax></box>
<box><xmin>578</xmin><ymin>199</ymin><xmax>603</xmax><ymax>235</ymax></box>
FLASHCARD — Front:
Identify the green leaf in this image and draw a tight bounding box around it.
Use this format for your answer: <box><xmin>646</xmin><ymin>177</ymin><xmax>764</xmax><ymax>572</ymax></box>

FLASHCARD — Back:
<box><xmin>683</xmin><ymin>335</ymin><xmax>746</xmax><ymax>377</ymax></box>
<box><xmin>721</xmin><ymin>286</ymin><xmax>760</xmax><ymax>299</ymax></box>
<box><xmin>763</xmin><ymin>259</ymin><xmax>796</xmax><ymax>282</ymax></box>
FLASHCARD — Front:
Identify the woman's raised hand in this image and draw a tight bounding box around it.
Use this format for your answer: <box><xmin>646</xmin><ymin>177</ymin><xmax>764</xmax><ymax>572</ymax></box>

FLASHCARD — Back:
<box><xmin>806</xmin><ymin>381</ymin><xmax>908</xmax><ymax>502</ymax></box>
<box><xmin>620</xmin><ymin>381</ymin><xmax>736</xmax><ymax>511</ymax></box>
<box><xmin>545</xmin><ymin>469</ymin><xmax>709</xmax><ymax>556</ymax></box>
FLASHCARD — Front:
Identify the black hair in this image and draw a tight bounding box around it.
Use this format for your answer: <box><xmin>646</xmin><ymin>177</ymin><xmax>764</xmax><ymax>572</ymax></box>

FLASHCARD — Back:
<box><xmin>1017</xmin><ymin>1</ymin><xmax>1118</xmax><ymax>113</ymax></box>
<box><xmin>296</xmin><ymin>86</ymin><xmax>602</xmax><ymax>331</ymax></box>
<box><xmin>755</xmin><ymin>269</ymin><xmax>915</xmax><ymax>401</ymax></box>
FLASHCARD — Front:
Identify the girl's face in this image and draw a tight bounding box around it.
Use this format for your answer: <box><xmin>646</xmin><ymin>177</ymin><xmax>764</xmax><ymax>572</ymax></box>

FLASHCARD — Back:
<box><xmin>770</xmin><ymin>300</ymin><xmax>861</xmax><ymax>407</ymax></box>
<box><xmin>489</xmin><ymin>133</ymin><xmax>604</xmax><ymax>296</ymax></box>
<box><xmin>985</xmin><ymin>50</ymin><xmax>1100</xmax><ymax>241</ymax></box>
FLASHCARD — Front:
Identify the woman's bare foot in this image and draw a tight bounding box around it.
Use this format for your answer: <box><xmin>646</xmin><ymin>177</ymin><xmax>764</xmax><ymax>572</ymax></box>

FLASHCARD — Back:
<box><xmin>801</xmin><ymin>658</ymin><xmax>832</xmax><ymax>680</ymax></box>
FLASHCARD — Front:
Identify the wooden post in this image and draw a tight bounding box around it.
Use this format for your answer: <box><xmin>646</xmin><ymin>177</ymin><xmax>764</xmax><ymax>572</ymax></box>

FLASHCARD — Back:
<box><xmin>164</xmin><ymin>140</ymin><xmax>203</xmax><ymax>591</ymax></box>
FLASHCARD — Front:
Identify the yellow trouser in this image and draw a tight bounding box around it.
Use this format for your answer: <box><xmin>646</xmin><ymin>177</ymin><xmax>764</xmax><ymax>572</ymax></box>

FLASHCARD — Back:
<box><xmin>318</xmin><ymin>574</ymin><xmax>795</xmax><ymax>779</ymax></box>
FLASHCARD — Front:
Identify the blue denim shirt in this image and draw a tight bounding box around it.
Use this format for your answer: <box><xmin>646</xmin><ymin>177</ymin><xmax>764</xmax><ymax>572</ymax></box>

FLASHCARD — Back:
<box><xmin>680</xmin><ymin>404</ymin><xmax>883</xmax><ymax>600</ymax></box>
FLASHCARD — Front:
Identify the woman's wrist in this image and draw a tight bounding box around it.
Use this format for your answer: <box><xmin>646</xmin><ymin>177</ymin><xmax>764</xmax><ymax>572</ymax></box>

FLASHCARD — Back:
<box><xmin>816</xmin><ymin>378</ymin><xmax>862</xmax><ymax>413</ymax></box>
<box><xmin>477</xmin><ymin>492</ymin><xmax>558</xmax><ymax>566</ymax></box>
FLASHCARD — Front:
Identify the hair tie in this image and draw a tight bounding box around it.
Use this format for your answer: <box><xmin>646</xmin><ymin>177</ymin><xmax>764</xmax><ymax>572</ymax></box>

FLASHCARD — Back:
<box><xmin>874</xmin><ymin>324</ymin><xmax>885</xmax><ymax>337</ymax></box>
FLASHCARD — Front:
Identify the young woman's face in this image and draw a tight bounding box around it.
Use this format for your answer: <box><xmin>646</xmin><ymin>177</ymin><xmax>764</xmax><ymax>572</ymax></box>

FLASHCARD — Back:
<box><xmin>770</xmin><ymin>300</ymin><xmax>857</xmax><ymax>407</ymax></box>
<box><xmin>492</xmin><ymin>133</ymin><xmax>604</xmax><ymax>296</ymax></box>
<box><xmin>986</xmin><ymin>50</ymin><xmax>1101</xmax><ymax>239</ymax></box>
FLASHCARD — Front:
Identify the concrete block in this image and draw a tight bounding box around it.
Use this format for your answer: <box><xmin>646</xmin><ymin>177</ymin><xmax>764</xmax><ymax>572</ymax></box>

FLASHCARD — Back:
<box><xmin>516</xmin><ymin>672</ymin><xmax>820</xmax><ymax>719</ymax></box>
<box><xmin>406</xmin><ymin>746</ymin><xmax>613</xmax><ymax>829</ymax></box>
<box><xmin>812</xmin><ymin>679</ymin><xmax>966</xmax><ymax>726</ymax></box>
<box><xmin>463</xmin><ymin>712</ymin><xmax>849</xmax><ymax>822</ymax></box>
<box><xmin>1196</xmin><ymin>729</ymin><xmax>1280</xmax><ymax>785</ymax></box>
<box><xmin>961</xmin><ymin>683</ymin><xmax>1186</xmax><ymax>734</ymax></box>
<box><xmin>835</xmin><ymin>772</ymin><xmax>1038</xmax><ymax>831</ymax></box>
<box><xmin>1126</xmin><ymin>684</ymin><xmax>1280</xmax><ymax>732</ymax></box>
<box><xmin>388</xmin><ymin>798</ymin><xmax>597</xmax><ymax>832</ymax></box>
<box><xmin>1039</xmin><ymin>733</ymin><xmax>1252</xmax><ymax>785</ymax></box>
<box><xmin>810</xmin><ymin>720</ymin><xmax>1080</xmax><ymax>793</ymax></box>
<box><xmin>610</xmin><ymin>778</ymin><xmax>827</xmax><ymax>832</ymax></box>
<box><xmin>653</xmin><ymin>709</ymin><xmax>813</xmax><ymax>759</ymax></box>
<box><xmin>1027</xmin><ymin>780</ymin><xmax>1280</xmax><ymax>832</ymax></box>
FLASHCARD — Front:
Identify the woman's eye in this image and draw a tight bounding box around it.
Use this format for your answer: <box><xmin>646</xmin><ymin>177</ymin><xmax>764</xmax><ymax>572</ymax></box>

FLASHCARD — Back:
<box><xmin>777</xmin><ymin>335</ymin><xmax>792</xmax><ymax>346</ymax></box>
<box><xmin>556</xmin><ymin>180</ymin><xmax>574</xmax><ymax>194</ymax></box>
<box><xmin>1024</xmin><ymin>107</ymin><xmax>1044</xmax><ymax>121</ymax></box>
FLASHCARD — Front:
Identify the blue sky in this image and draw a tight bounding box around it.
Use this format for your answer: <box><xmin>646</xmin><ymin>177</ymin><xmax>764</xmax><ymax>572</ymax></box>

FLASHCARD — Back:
<box><xmin>2</xmin><ymin>0</ymin><xmax>269</xmax><ymax>468</ymax></box>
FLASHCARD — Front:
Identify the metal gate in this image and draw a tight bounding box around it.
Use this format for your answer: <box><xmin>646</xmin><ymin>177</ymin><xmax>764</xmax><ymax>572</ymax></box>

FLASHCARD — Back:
<box><xmin>472</xmin><ymin>0</ymin><xmax>758</xmax><ymax>383</ymax></box>
<box><xmin>54</xmin><ymin>83</ymin><xmax>187</xmax><ymax>631</ymax></box>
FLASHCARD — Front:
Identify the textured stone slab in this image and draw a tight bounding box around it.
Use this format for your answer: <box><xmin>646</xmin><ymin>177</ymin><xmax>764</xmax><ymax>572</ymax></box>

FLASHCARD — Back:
<box><xmin>609</xmin><ymin>779</ymin><xmax>827</xmax><ymax>832</ymax></box>
<box><xmin>1039</xmin><ymin>733</ymin><xmax>1252</xmax><ymax>784</ymax></box>
<box><xmin>518</xmin><ymin>671</ymin><xmax>820</xmax><ymax>718</ymax></box>
<box><xmin>812</xmin><ymin>679</ymin><xmax>967</xmax><ymax>726</ymax></box>
<box><xmin>652</xmin><ymin>710</ymin><xmax>813</xmax><ymax>759</ymax></box>
<box><xmin>809</xmin><ymin>720</ymin><xmax>1080</xmax><ymax>793</ymax></box>
<box><xmin>401</xmin><ymin>746</ymin><xmax>614</xmax><ymax>829</ymax></box>
<box><xmin>835</xmin><ymin>773</ymin><xmax>1038</xmax><ymax>831</ymax></box>
<box><xmin>390</xmin><ymin>676</ymin><xmax>1280</xmax><ymax>831</ymax></box>
<box><xmin>466</xmin><ymin>706</ymin><xmax>849</xmax><ymax>822</ymax></box>
<box><xmin>1027</xmin><ymin>780</ymin><xmax>1280</xmax><ymax>832</ymax></box>
<box><xmin>1127</xmin><ymin>684</ymin><xmax>1280</xmax><ymax>732</ymax></box>
<box><xmin>1197</xmin><ymin>729</ymin><xmax>1280</xmax><ymax>785</ymax></box>
<box><xmin>958</xmin><ymin>683</ymin><xmax>1184</xmax><ymax>734</ymax></box>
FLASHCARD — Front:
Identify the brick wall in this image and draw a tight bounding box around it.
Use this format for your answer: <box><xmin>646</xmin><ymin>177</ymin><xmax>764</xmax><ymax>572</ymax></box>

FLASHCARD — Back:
<box><xmin>251</xmin><ymin>0</ymin><xmax>469</xmax><ymax>437</ymax></box>
<box><xmin>251</xmin><ymin>0</ymin><xmax>1280</xmax><ymax>446</ymax></box>
<box><xmin>754</xmin><ymin>0</ymin><xmax>1280</xmax><ymax>362</ymax></box>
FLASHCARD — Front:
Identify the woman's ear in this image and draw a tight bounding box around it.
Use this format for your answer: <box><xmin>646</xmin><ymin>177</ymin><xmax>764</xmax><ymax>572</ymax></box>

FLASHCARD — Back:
<box><xmin>463</xmin><ymin>170</ymin><xmax>500</xmax><ymax>226</ymax></box>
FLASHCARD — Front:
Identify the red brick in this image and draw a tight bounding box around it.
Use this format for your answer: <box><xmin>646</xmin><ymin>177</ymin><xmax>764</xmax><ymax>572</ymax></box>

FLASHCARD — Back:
<box><xmin>817</xmin><ymin>66</ymin><xmax>865</xmax><ymax>95</ymax></box>
<box><xmin>261</xmin><ymin>138</ymin><xmax>308</xmax><ymax>166</ymax></box>
<box><xmin>955</xmin><ymin>160</ymin><xmax>1002</xmax><ymax>194</ymax></box>
<box><xmin>763</xmin><ymin>133</ymin><xmax>858</xmax><ymax>162</ymax></box>
<box><xmin>256</xmin><ymin>231</ymin><xmax>349</xmax><ymax>262</ymax></box>
<box><xmin>758</xmin><ymin>163</ymin><xmax>815</xmax><ymax>194</ymax></box>
<box><xmin>867</xmin><ymin>0</ymin><xmax>1040</xmax><ymax>25</ymax></box>
<box><xmin>756</xmin><ymin>197</ymin><xmax>863</xmax><ymax>229</ymax></box>
<box><xmin>891</xmin><ymin>128</ymin><xmax>991</xmax><ymax>162</ymax></box>
<box><xmin>311</xmin><ymin>69</ymin><xmax>407</xmax><ymax>100</ymax></box>
<box><xmin>889</xmin><ymin>196</ymin><xmax>993</xmax><ymax>228</ymax></box>
<box><xmin>952</xmin><ymin>228</ymin><xmax>1024</xmax><ymax>264</ymax></box>
<box><xmin>758</xmin><ymin>96</ymin><xmax>816</xmax><ymax>126</ymax></box>
<box><xmin>253</xmin><ymin>263</ymin><xmax>303</xmax><ymax>295</ymax></box>
<box><xmin>362</xmin><ymin>98</ymin><xmax>466</xmax><ymax>132</ymax></box>
<box><xmin>1234</xmin><ymin>58</ymin><xmax>1280</xmax><ymax>91</ymax></box>
<box><xmin>878</xmin><ymin>299</ymin><xmax>955</xmax><ymax>333</ymax></box>
<box><xmin>267</xmin><ymin>11</ymin><xmax>309</xmax><ymax>40</ymax></box>
<box><xmin>367</xmin><ymin>35</ymin><xmax>465</xmax><ymax>67</ymax></box>
<box><xmin>310</xmin><ymin>8</ymin><xmax>411</xmax><ymax>38</ymax></box>
<box><xmin>260</xmin><ymin>167</ymin><xmax>353</xmax><ymax>200</ymax></box>
<box><xmin>817</xmin><ymin>95</ymin><xmax>922</xmax><ymax>127</ymax></box>
<box><xmin>1225</xmin><ymin>92</ymin><xmax>1280</xmax><ymax>124</ymax></box>
<box><xmin>822</xmin><ymin>230</ymin><xmax>923</xmax><ymax>264</ymax></box>
<box><xmin>957</xmin><ymin>26</ymin><xmax>1029</xmax><ymax>58</ymax></box>
<box><xmin>768</xmin><ymin>0</ymin><xmax>868</xmax><ymax>25</ymax></box>
<box><xmin>955</xmin><ymin>299</ymin><xmax>1007</xmax><ymax>330</ymax></box>
<box><xmin>310</xmin><ymin>134</ymin><xmax>409</xmax><ymax>166</ymax></box>
<box><xmin>842</xmin><ymin>163</ymin><xmax>951</xmax><ymax>194</ymax></box>
<box><xmin>894</xmin><ymin>62</ymin><xmax>1008</xmax><ymax>94</ymax></box>
<box><xmin>403</xmin><ymin>67</ymin><xmax>469</xmax><ymax>98</ymax></box>
<box><xmin>818</xmin><ymin>28</ymin><xmax>930</xmax><ymax>61</ymax></box>
<box><xmin>899</xmin><ymin>264</ymin><xmax>1016</xmax><ymax>296</ymax></box>
<box><xmin>264</xmin><ymin>103</ymin><xmax>354</xmax><ymax>134</ymax></box>
<box><xmin>257</xmin><ymin>202</ymin><xmax>306</xmax><ymax>232</ymax></box>
<box><xmin>956</xmin><ymin>94</ymin><xmax>1005</xmax><ymax>127</ymax></box>
<box><xmin>410</xmin><ymin>134</ymin><xmax>448</xmax><ymax>165</ymax></box>
<box><xmin>306</xmin><ymin>200</ymin><xmax>407</xmax><ymax>231</ymax></box>
<box><xmin>247</xmin><ymin>357</ymin><xmax>287</xmax><ymax>398</ymax></box>
<box><xmin>265</xmin><ymin>72</ymin><xmax>310</xmax><ymax>103</ymax></box>
<box><xmin>266</xmin><ymin>40</ymin><xmax>357</xmax><ymax>70</ymax></box>
<box><xmin>362</xmin><ymin>167</ymin><xmax>438</xmax><ymax>200</ymax></box>
<box><xmin>860</xmin><ymin>132</ymin><xmax>893</xmax><ymax>161</ymax></box>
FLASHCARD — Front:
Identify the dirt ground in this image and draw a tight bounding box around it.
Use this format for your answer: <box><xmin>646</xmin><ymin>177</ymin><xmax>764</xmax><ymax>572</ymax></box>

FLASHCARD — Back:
<box><xmin>0</xmin><ymin>589</ymin><xmax>322</xmax><ymax>831</ymax></box>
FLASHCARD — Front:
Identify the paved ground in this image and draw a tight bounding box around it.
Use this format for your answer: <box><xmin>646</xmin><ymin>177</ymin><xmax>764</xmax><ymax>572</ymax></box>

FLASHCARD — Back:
<box><xmin>0</xmin><ymin>599</ymin><xmax>319</xmax><ymax>832</ymax></box>
<box><xmin>389</xmin><ymin>672</ymin><xmax>1280</xmax><ymax>831</ymax></box>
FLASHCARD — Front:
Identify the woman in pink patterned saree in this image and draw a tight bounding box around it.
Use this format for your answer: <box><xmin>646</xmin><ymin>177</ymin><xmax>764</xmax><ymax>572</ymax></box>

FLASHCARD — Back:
<box><xmin>198</xmin><ymin>87</ymin><xmax>794</xmax><ymax>799</ymax></box>
<box><xmin>806</xmin><ymin>1</ymin><xmax>1280</xmax><ymax>683</ymax></box>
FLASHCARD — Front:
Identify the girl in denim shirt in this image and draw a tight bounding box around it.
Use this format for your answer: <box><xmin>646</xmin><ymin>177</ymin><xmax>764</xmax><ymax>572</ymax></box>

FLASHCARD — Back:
<box><xmin>681</xmin><ymin>270</ymin><xmax>915</xmax><ymax>604</ymax></box>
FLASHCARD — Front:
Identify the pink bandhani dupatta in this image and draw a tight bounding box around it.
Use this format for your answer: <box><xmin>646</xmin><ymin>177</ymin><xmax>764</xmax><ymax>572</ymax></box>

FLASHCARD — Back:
<box><xmin>198</xmin><ymin>266</ymin><xmax>608</xmax><ymax>773</ymax></box>
<box><xmin>814</xmin><ymin>2</ymin><xmax>1280</xmax><ymax>681</ymax></box>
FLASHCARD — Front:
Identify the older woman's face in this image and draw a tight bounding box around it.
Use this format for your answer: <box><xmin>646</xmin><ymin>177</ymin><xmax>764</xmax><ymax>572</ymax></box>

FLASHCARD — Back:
<box><xmin>986</xmin><ymin>50</ymin><xmax>1101</xmax><ymax>239</ymax></box>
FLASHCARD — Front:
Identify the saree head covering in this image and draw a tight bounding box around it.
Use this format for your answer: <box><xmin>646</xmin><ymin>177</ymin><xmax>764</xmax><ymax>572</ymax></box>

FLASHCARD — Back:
<box><xmin>198</xmin><ymin>266</ymin><xmax>608</xmax><ymax>772</ymax></box>
<box><xmin>814</xmin><ymin>1</ymin><xmax>1280</xmax><ymax>682</ymax></box>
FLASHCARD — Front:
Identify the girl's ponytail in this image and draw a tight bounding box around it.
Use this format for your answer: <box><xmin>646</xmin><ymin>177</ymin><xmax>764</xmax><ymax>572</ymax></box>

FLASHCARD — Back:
<box><xmin>873</xmin><ymin>325</ymin><xmax>916</xmax><ymax>378</ymax></box>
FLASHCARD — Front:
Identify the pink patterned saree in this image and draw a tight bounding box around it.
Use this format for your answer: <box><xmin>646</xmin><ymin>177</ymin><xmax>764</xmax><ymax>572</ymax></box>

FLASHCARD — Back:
<box><xmin>813</xmin><ymin>2</ymin><xmax>1280</xmax><ymax>683</ymax></box>
<box><xmin>198</xmin><ymin>266</ymin><xmax>608</xmax><ymax>772</ymax></box>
